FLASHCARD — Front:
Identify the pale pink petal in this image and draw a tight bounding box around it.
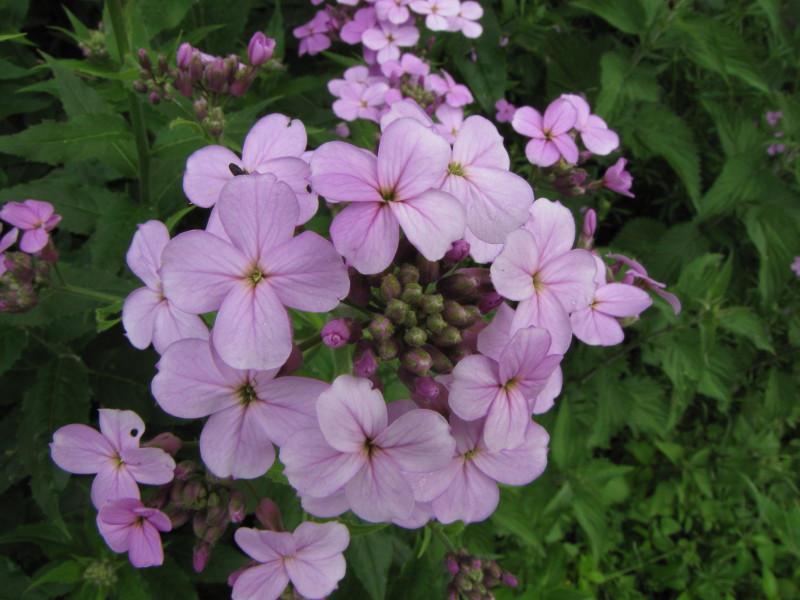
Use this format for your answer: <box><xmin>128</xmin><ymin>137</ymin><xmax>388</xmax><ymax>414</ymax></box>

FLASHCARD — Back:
<box><xmin>232</xmin><ymin>562</ymin><xmax>290</xmax><ymax>600</ymax></box>
<box><xmin>294</xmin><ymin>521</ymin><xmax>350</xmax><ymax>559</ymax></box>
<box><xmin>464</xmin><ymin>227</ymin><xmax>503</xmax><ymax>263</ymax></box>
<box><xmin>511</xmin><ymin>294</ymin><xmax>573</xmax><ymax>354</ymax></box>
<box><xmin>151</xmin><ymin>301</ymin><xmax>209</xmax><ymax>354</ymax></box>
<box><xmin>212</xmin><ymin>280</ymin><xmax>292</xmax><ymax>371</ymax></box>
<box><xmin>281</xmin><ymin>429</ymin><xmax>366</xmax><ymax>497</ymax></box>
<box><xmin>581</xmin><ymin>116</ymin><xmax>619</xmax><ymax>155</ymax></box>
<box><xmin>532</xmin><ymin>366</ymin><xmax>561</xmax><ymax>414</ymax></box>
<box><xmin>128</xmin><ymin>521</ymin><xmax>165</xmax><ymax>567</ymax></box>
<box><xmin>236</xmin><ymin>528</ymin><xmax>294</xmax><ymax>562</ymax></box>
<box><xmin>483</xmin><ymin>387</ymin><xmax>530</xmax><ymax>452</ymax></box>
<box><xmin>310</xmin><ymin>142</ymin><xmax>381</xmax><ymax>203</ymax></box>
<box><xmin>523</xmin><ymin>198</ymin><xmax>576</xmax><ymax>260</ymax></box>
<box><xmin>301</xmin><ymin>489</ymin><xmax>350</xmax><ymax>518</ymax></box>
<box><xmin>378</xmin><ymin>118</ymin><xmax>451</xmax><ymax>200</ymax></box>
<box><xmin>50</xmin><ymin>424</ymin><xmax>114</xmax><ymax>474</ymax></box>
<box><xmin>524</xmin><ymin>138</ymin><xmax>560</xmax><ymax>167</ymax></box>
<box><xmin>538</xmin><ymin>249</ymin><xmax>597</xmax><ymax>312</ymax></box>
<box><xmin>543</xmin><ymin>99</ymin><xmax>577</xmax><ymax>135</ymax></box>
<box><xmin>121</xmin><ymin>287</ymin><xmax>160</xmax><ymax>350</ymax></box>
<box><xmin>91</xmin><ymin>463</ymin><xmax>140</xmax><ymax>508</ymax></box>
<box><xmin>317</xmin><ymin>375</ymin><xmax>387</xmax><ymax>453</ymax></box>
<box><xmin>473</xmin><ymin>421</ymin><xmax>549</xmax><ymax>485</ymax></box>
<box><xmin>375</xmin><ymin>409</ymin><xmax>454</xmax><ymax>472</ymax></box>
<box><xmin>560</xmin><ymin>94</ymin><xmax>590</xmax><ymax>127</ymax></box>
<box><xmin>490</xmin><ymin>229</ymin><xmax>538</xmax><ymax>301</ymax></box>
<box><xmin>126</xmin><ymin>221</ymin><xmax>169</xmax><ymax>289</ymax></box>
<box><xmin>266</xmin><ymin>232</ymin><xmax>349</xmax><ymax>312</ymax></box>
<box><xmin>242</xmin><ymin>114</ymin><xmax>308</xmax><ymax>169</ymax></box>
<box><xmin>0</xmin><ymin>201</ymin><xmax>39</xmax><ymax>228</ymax></box>
<box><xmin>287</xmin><ymin>555</ymin><xmax>346</xmax><ymax>599</ymax></box>
<box><xmin>551</xmin><ymin>134</ymin><xmax>579</xmax><ymax>164</ymax></box>
<box><xmin>160</xmin><ymin>231</ymin><xmax>250</xmax><ymax>314</ymax></box>
<box><xmin>217</xmin><ymin>176</ymin><xmax>298</xmax><ymax>261</ymax></box>
<box><xmin>570</xmin><ymin>306</ymin><xmax>623</xmax><ymax>346</ymax></box>
<box><xmin>431</xmin><ymin>459</ymin><xmax>498</xmax><ymax>524</ymax></box>
<box><xmin>330</xmin><ymin>201</ymin><xmax>399</xmax><ymax>275</ymax></box>
<box><xmin>200</xmin><ymin>404</ymin><xmax>276</xmax><ymax>478</ymax></box>
<box><xmin>380</xmin><ymin>99</ymin><xmax>434</xmax><ymax>131</ymax></box>
<box><xmin>99</xmin><ymin>409</ymin><xmax>145</xmax><ymax>452</ymax></box>
<box><xmin>183</xmin><ymin>145</ymin><xmax>240</xmax><ymax>208</ymax></box>
<box><xmin>476</xmin><ymin>303</ymin><xmax>515</xmax><ymax>361</ymax></box>
<box><xmin>346</xmin><ymin>454</ymin><xmax>415</xmax><ymax>522</ymax></box>
<box><xmin>391</xmin><ymin>189</ymin><xmax>466</xmax><ymax>261</ymax></box>
<box><xmin>594</xmin><ymin>282</ymin><xmax>652</xmax><ymax>317</ymax></box>
<box><xmin>19</xmin><ymin>228</ymin><xmax>48</xmax><ymax>253</ymax></box>
<box><xmin>497</xmin><ymin>326</ymin><xmax>552</xmax><ymax>383</ymax></box>
<box><xmin>253</xmin><ymin>377</ymin><xmax>328</xmax><ymax>446</ymax></box>
<box><xmin>511</xmin><ymin>106</ymin><xmax>543</xmax><ymax>138</ymax></box>
<box><xmin>449</xmin><ymin>355</ymin><xmax>501</xmax><ymax>421</ymax></box>
<box><xmin>118</xmin><ymin>447</ymin><xmax>175</xmax><ymax>485</ymax></box>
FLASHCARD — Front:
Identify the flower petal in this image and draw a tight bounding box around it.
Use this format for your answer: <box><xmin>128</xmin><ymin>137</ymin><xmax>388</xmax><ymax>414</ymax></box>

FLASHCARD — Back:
<box><xmin>200</xmin><ymin>404</ymin><xmax>276</xmax><ymax>479</ymax></box>
<box><xmin>390</xmin><ymin>189</ymin><xmax>465</xmax><ymax>261</ymax></box>
<box><xmin>330</xmin><ymin>201</ymin><xmax>399</xmax><ymax>275</ymax></box>
<box><xmin>183</xmin><ymin>145</ymin><xmax>240</xmax><ymax>208</ymax></box>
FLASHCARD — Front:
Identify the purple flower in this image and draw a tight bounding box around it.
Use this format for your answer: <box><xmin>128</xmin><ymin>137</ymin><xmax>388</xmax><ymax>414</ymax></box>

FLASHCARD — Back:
<box><xmin>603</xmin><ymin>157</ymin><xmax>635</xmax><ymax>197</ymax></box>
<box><xmin>182</xmin><ymin>113</ymin><xmax>317</xmax><ymax>223</ymax></box>
<box><xmin>362</xmin><ymin>21</ymin><xmax>419</xmax><ymax>64</ymax></box>
<box><xmin>310</xmin><ymin>117</ymin><xmax>466</xmax><ymax>274</ymax></box>
<box><xmin>50</xmin><ymin>409</ymin><xmax>176</xmax><ymax>509</ymax></box>
<box><xmin>0</xmin><ymin>199</ymin><xmax>61</xmax><ymax>253</ymax></box>
<box><xmin>152</xmin><ymin>338</ymin><xmax>327</xmax><ymax>478</ymax></box>
<box><xmin>232</xmin><ymin>521</ymin><xmax>349</xmax><ymax>600</ymax></box>
<box><xmin>247</xmin><ymin>32</ymin><xmax>275</xmax><ymax>66</ymax></box>
<box><xmin>161</xmin><ymin>175</ymin><xmax>349</xmax><ymax>371</ymax></box>
<box><xmin>512</xmin><ymin>100</ymin><xmax>579</xmax><ymax>167</ymax></box>
<box><xmin>791</xmin><ymin>257</ymin><xmax>800</xmax><ymax>277</ymax></box>
<box><xmin>766</xmin><ymin>110</ymin><xmax>782</xmax><ymax>127</ymax></box>
<box><xmin>293</xmin><ymin>11</ymin><xmax>332</xmax><ymax>56</ymax></box>
<box><xmin>0</xmin><ymin>224</ymin><xmax>18</xmax><ymax>277</ymax></box>
<box><xmin>607</xmin><ymin>252</ymin><xmax>681</xmax><ymax>314</ymax></box>
<box><xmin>494</xmin><ymin>99</ymin><xmax>516</xmax><ymax>123</ymax></box>
<box><xmin>425</xmin><ymin>70</ymin><xmax>473</xmax><ymax>107</ymax></box>
<box><xmin>560</xmin><ymin>94</ymin><xmax>619</xmax><ymax>155</ymax></box>
<box><xmin>122</xmin><ymin>220</ymin><xmax>209</xmax><ymax>354</ymax></box>
<box><xmin>281</xmin><ymin>375</ymin><xmax>455</xmax><ymax>522</ymax></box>
<box><xmin>410</xmin><ymin>0</ymin><xmax>460</xmax><ymax>31</ymax></box>
<box><xmin>447</xmin><ymin>1</ymin><xmax>483</xmax><ymax>38</ymax></box>
<box><xmin>97</xmin><ymin>498</ymin><xmax>171</xmax><ymax>568</ymax></box>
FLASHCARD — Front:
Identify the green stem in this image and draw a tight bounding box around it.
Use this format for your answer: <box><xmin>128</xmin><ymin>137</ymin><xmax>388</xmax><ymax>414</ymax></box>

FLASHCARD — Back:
<box><xmin>429</xmin><ymin>523</ymin><xmax>458</xmax><ymax>554</ymax></box>
<box><xmin>107</xmin><ymin>0</ymin><xmax>152</xmax><ymax>208</ymax></box>
<box><xmin>49</xmin><ymin>283</ymin><xmax>124</xmax><ymax>304</ymax></box>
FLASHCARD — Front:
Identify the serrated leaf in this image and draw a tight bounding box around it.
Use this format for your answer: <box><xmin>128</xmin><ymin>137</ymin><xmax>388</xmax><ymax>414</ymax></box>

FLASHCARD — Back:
<box><xmin>596</xmin><ymin>51</ymin><xmax>660</xmax><ymax>120</ymax></box>
<box><xmin>347</xmin><ymin>531</ymin><xmax>392</xmax><ymax>600</ymax></box>
<box><xmin>630</xmin><ymin>104</ymin><xmax>700</xmax><ymax>206</ymax></box>
<box><xmin>27</xmin><ymin>560</ymin><xmax>83</xmax><ymax>590</ymax></box>
<box><xmin>42</xmin><ymin>54</ymin><xmax>112</xmax><ymax>117</ymax></box>
<box><xmin>744</xmin><ymin>202</ymin><xmax>800</xmax><ymax>305</ymax></box>
<box><xmin>89</xmin><ymin>198</ymin><xmax>156</xmax><ymax>271</ymax></box>
<box><xmin>0</xmin><ymin>57</ymin><xmax>30</xmax><ymax>80</ymax></box>
<box><xmin>0</xmin><ymin>114</ymin><xmax>137</xmax><ymax>177</ymax></box>
<box><xmin>718</xmin><ymin>307</ymin><xmax>774</xmax><ymax>353</ymax></box>
<box><xmin>138</xmin><ymin>0</ymin><xmax>194</xmax><ymax>36</ymax></box>
<box><xmin>698</xmin><ymin>156</ymin><xmax>773</xmax><ymax>220</ymax></box>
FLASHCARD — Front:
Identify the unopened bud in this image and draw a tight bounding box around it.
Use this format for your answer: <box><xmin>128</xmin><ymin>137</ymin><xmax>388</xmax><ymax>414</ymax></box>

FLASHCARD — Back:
<box><xmin>501</xmin><ymin>573</ymin><xmax>518</xmax><ymax>587</ymax></box>
<box><xmin>416</xmin><ymin>256</ymin><xmax>440</xmax><ymax>284</ymax></box>
<box><xmin>438</xmin><ymin>273</ymin><xmax>480</xmax><ymax>301</ymax></box>
<box><xmin>183</xmin><ymin>479</ymin><xmax>207</xmax><ymax>509</ymax></box>
<box><xmin>445</xmin><ymin>554</ymin><xmax>460</xmax><ymax>575</ymax></box>
<box><xmin>397</xmin><ymin>263</ymin><xmax>419</xmax><ymax>285</ymax></box>
<box><xmin>168</xmin><ymin>508</ymin><xmax>191</xmax><ymax>528</ymax></box>
<box><xmin>462</xmin><ymin>305</ymin><xmax>481</xmax><ymax>328</ymax></box>
<box><xmin>424</xmin><ymin>344</ymin><xmax>453</xmax><ymax>374</ymax></box>
<box><xmin>380</xmin><ymin>273</ymin><xmax>402</xmax><ymax>301</ymax></box>
<box><xmin>431</xmin><ymin>325</ymin><xmax>461</xmax><ymax>346</ymax></box>
<box><xmin>255</xmin><ymin>498</ymin><xmax>285</xmax><ymax>531</ymax></box>
<box><xmin>442</xmin><ymin>300</ymin><xmax>469</xmax><ymax>327</ymax></box>
<box><xmin>146</xmin><ymin>482</ymin><xmax>173</xmax><ymax>510</ymax></box>
<box><xmin>445</xmin><ymin>342</ymin><xmax>472</xmax><ymax>362</ymax></box>
<box><xmin>193</xmin><ymin>541</ymin><xmax>211</xmax><ymax>572</ymax></box>
<box><xmin>193</xmin><ymin>98</ymin><xmax>208</xmax><ymax>120</ymax></box>
<box><xmin>400</xmin><ymin>282</ymin><xmax>423</xmax><ymax>306</ymax></box>
<box><xmin>426</xmin><ymin>312</ymin><xmax>447</xmax><ymax>334</ymax></box>
<box><xmin>413</xmin><ymin>376</ymin><xmax>439</xmax><ymax>400</ymax></box>
<box><xmin>404</xmin><ymin>327</ymin><xmax>427</xmax><ymax>347</ymax></box>
<box><xmin>132</xmin><ymin>80</ymin><xmax>148</xmax><ymax>93</ymax></box>
<box><xmin>205</xmin><ymin>503</ymin><xmax>226</xmax><ymax>527</ymax></box>
<box><xmin>368</xmin><ymin>315</ymin><xmax>394</xmax><ymax>339</ymax></box>
<box><xmin>248</xmin><ymin>31</ymin><xmax>275</xmax><ymax>66</ymax></box>
<box><xmin>148</xmin><ymin>91</ymin><xmax>160</xmax><ymax>105</ymax></box>
<box><xmin>385</xmin><ymin>298</ymin><xmax>410</xmax><ymax>324</ymax></box>
<box><xmin>176</xmin><ymin>42</ymin><xmax>194</xmax><ymax>69</ymax></box>
<box><xmin>401</xmin><ymin>347</ymin><xmax>432</xmax><ymax>375</ymax></box>
<box><xmin>443</xmin><ymin>240</ymin><xmax>470</xmax><ymax>267</ymax></box>
<box><xmin>192</xmin><ymin>509</ymin><xmax>207</xmax><ymax>538</ymax></box>
<box><xmin>376</xmin><ymin>337</ymin><xmax>400</xmax><ymax>361</ymax></box>
<box><xmin>578</xmin><ymin>208</ymin><xmax>596</xmax><ymax>249</ymax></box>
<box><xmin>227</xmin><ymin>489</ymin><xmax>246</xmax><ymax>523</ymax></box>
<box><xmin>353</xmin><ymin>339</ymin><xmax>378</xmax><ymax>378</ymax></box>
<box><xmin>321</xmin><ymin>318</ymin><xmax>361</xmax><ymax>348</ymax></box>
<box><xmin>157</xmin><ymin>54</ymin><xmax>168</xmax><ymax>74</ymax></box>
<box><xmin>143</xmin><ymin>432</ymin><xmax>182</xmax><ymax>456</ymax></box>
<box><xmin>478</xmin><ymin>292</ymin><xmax>503</xmax><ymax>314</ymax></box>
<box><xmin>204</xmin><ymin>57</ymin><xmax>227</xmax><ymax>93</ymax></box>
<box><xmin>137</xmin><ymin>48</ymin><xmax>151</xmax><ymax>70</ymax></box>
<box><xmin>419</xmin><ymin>293</ymin><xmax>443</xmax><ymax>314</ymax></box>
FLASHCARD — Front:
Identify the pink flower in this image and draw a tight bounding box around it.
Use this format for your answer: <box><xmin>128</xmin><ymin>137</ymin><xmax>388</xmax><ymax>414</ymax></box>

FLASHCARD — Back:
<box><xmin>96</xmin><ymin>498</ymin><xmax>171</xmax><ymax>568</ymax></box>
<box><xmin>512</xmin><ymin>100</ymin><xmax>579</xmax><ymax>167</ymax></box>
<box><xmin>362</xmin><ymin>21</ymin><xmax>420</xmax><ymax>64</ymax></box>
<box><xmin>560</xmin><ymin>94</ymin><xmax>619</xmax><ymax>155</ymax></box>
<box><xmin>375</xmin><ymin>0</ymin><xmax>413</xmax><ymax>24</ymax></box>
<box><xmin>607</xmin><ymin>253</ymin><xmax>681</xmax><ymax>314</ymax></box>
<box><xmin>152</xmin><ymin>338</ymin><xmax>326</xmax><ymax>479</ymax></box>
<box><xmin>440</xmin><ymin>115</ymin><xmax>534</xmax><ymax>244</ymax></box>
<box><xmin>494</xmin><ymin>99</ymin><xmax>516</xmax><ymax>123</ymax></box>
<box><xmin>447</xmin><ymin>0</ymin><xmax>483</xmax><ymax>38</ymax></box>
<box><xmin>425</xmin><ymin>69</ymin><xmax>473</xmax><ymax>107</ymax></box>
<box><xmin>410</xmin><ymin>0</ymin><xmax>460</xmax><ymax>31</ymax></box>
<box><xmin>293</xmin><ymin>11</ymin><xmax>332</xmax><ymax>56</ymax></box>
<box><xmin>433</xmin><ymin>104</ymin><xmax>464</xmax><ymax>143</ymax></box>
<box><xmin>0</xmin><ymin>199</ymin><xmax>61</xmax><ymax>253</ymax></box>
<box><xmin>281</xmin><ymin>375</ymin><xmax>455</xmax><ymax>523</ymax></box>
<box><xmin>448</xmin><ymin>326</ymin><xmax>561</xmax><ymax>451</ymax></box>
<box><xmin>161</xmin><ymin>175</ymin><xmax>349</xmax><ymax>371</ymax></box>
<box><xmin>411</xmin><ymin>415</ymin><xmax>549</xmax><ymax>523</ymax></box>
<box><xmin>248</xmin><ymin>32</ymin><xmax>275</xmax><ymax>66</ymax></box>
<box><xmin>570</xmin><ymin>256</ymin><xmax>652</xmax><ymax>345</ymax></box>
<box><xmin>310</xmin><ymin>117</ymin><xmax>466</xmax><ymax>274</ymax></box>
<box><xmin>182</xmin><ymin>113</ymin><xmax>317</xmax><ymax>224</ymax></box>
<box><xmin>340</xmin><ymin>7</ymin><xmax>377</xmax><ymax>45</ymax></box>
<box><xmin>490</xmin><ymin>199</ymin><xmax>597</xmax><ymax>353</ymax></box>
<box><xmin>0</xmin><ymin>224</ymin><xmax>18</xmax><ymax>277</ymax></box>
<box><xmin>232</xmin><ymin>521</ymin><xmax>349</xmax><ymax>600</ymax></box>
<box><xmin>332</xmin><ymin>81</ymin><xmax>389</xmax><ymax>122</ymax></box>
<box><xmin>122</xmin><ymin>220</ymin><xmax>209</xmax><ymax>354</ymax></box>
<box><xmin>791</xmin><ymin>257</ymin><xmax>800</xmax><ymax>276</ymax></box>
<box><xmin>50</xmin><ymin>409</ymin><xmax>176</xmax><ymax>509</ymax></box>
<box><xmin>603</xmin><ymin>157</ymin><xmax>635</xmax><ymax>197</ymax></box>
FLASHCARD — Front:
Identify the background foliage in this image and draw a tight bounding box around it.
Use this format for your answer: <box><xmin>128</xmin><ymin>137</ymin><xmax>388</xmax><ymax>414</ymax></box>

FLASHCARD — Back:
<box><xmin>0</xmin><ymin>0</ymin><xmax>798</xmax><ymax>598</ymax></box>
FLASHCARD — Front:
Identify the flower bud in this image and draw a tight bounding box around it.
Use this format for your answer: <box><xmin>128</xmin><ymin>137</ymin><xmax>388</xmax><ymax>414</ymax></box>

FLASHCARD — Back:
<box><xmin>255</xmin><ymin>498</ymin><xmax>285</xmax><ymax>531</ymax></box>
<box><xmin>227</xmin><ymin>489</ymin><xmax>246</xmax><ymax>523</ymax></box>
<box><xmin>204</xmin><ymin>57</ymin><xmax>228</xmax><ymax>93</ymax></box>
<box><xmin>146</xmin><ymin>482</ymin><xmax>173</xmax><ymax>510</ymax></box>
<box><xmin>193</xmin><ymin>97</ymin><xmax>208</xmax><ymax>120</ymax></box>
<box><xmin>205</xmin><ymin>503</ymin><xmax>226</xmax><ymax>527</ymax></box>
<box><xmin>248</xmin><ymin>31</ymin><xmax>275</xmax><ymax>66</ymax></box>
<box><xmin>416</xmin><ymin>256</ymin><xmax>440</xmax><ymax>284</ymax></box>
<box><xmin>143</xmin><ymin>432</ymin><xmax>182</xmax><ymax>456</ymax></box>
<box><xmin>443</xmin><ymin>240</ymin><xmax>470</xmax><ymax>267</ymax></box>
<box><xmin>175</xmin><ymin>461</ymin><xmax>198</xmax><ymax>480</ymax></box>
<box><xmin>445</xmin><ymin>342</ymin><xmax>472</xmax><ymax>363</ymax></box>
<box><xmin>404</xmin><ymin>327</ymin><xmax>427</xmax><ymax>347</ymax></box>
<box><xmin>192</xmin><ymin>509</ymin><xmax>207</xmax><ymax>538</ymax></box>
<box><xmin>380</xmin><ymin>273</ymin><xmax>402</xmax><ymax>301</ymax></box>
<box><xmin>431</xmin><ymin>325</ymin><xmax>461</xmax><ymax>346</ymax></box>
<box><xmin>368</xmin><ymin>314</ymin><xmax>394</xmax><ymax>340</ymax></box>
<box><xmin>424</xmin><ymin>344</ymin><xmax>453</xmax><ymax>374</ymax></box>
<box><xmin>413</xmin><ymin>376</ymin><xmax>439</xmax><ymax>400</ymax></box>
<box><xmin>400</xmin><ymin>282</ymin><xmax>423</xmax><ymax>306</ymax></box>
<box><xmin>426</xmin><ymin>312</ymin><xmax>447</xmax><ymax>334</ymax></box>
<box><xmin>445</xmin><ymin>554</ymin><xmax>460</xmax><ymax>575</ymax></box>
<box><xmin>397</xmin><ymin>263</ymin><xmax>420</xmax><ymax>285</ymax></box>
<box><xmin>148</xmin><ymin>91</ymin><xmax>160</xmax><ymax>105</ymax></box>
<box><xmin>401</xmin><ymin>347</ymin><xmax>432</xmax><ymax>375</ymax></box>
<box><xmin>132</xmin><ymin>80</ymin><xmax>148</xmax><ymax>93</ymax></box>
<box><xmin>385</xmin><ymin>298</ymin><xmax>410</xmax><ymax>324</ymax></box>
<box><xmin>442</xmin><ymin>300</ymin><xmax>469</xmax><ymax>327</ymax></box>
<box><xmin>229</xmin><ymin>67</ymin><xmax>257</xmax><ymax>98</ymax></box>
<box><xmin>438</xmin><ymin>273</ymin><xmax>480</xmax><ymax>301</ymax></box>
<box><xmin>137</xmin><ymin>48</ymin><xmax>151</xmax><ymax>71</ymax></box>
<box><xmin>353</xmin><ymin>339</ymin><xmax>378</xmax><ymax>378</ymax></box>
<box><xmin>462</xmin><ymin>305</ymin><xmax>482</xmax><ymax>328</ymax></box>
<box><xmin>176</xmin><ymin>42</ymin><xmax>194</xmax><ymax>69</ymax></box>
<box><xmin>183</xmin><ymin>479</ymin><xmax>207</xmax><ymax>510</ymax></box>
<box><xmin>169</xmin><ymin>508</ymin><xmax>192</xmax><ymax>528</ymax></box>
<box><xmin>419</xmin><ymin>293</ymin><xmax>443</xmax><ymax>314</ymax></box>
<box><xmin>578</xmin><ymin>208</ymin><xmax>596</xmax><ymax>249</ymax></box>
<box><xmin>321</xmin><ymin>318</ymin><xmax>361</xmax><ymax>348</ymax></box>
<box><xmin>157</xmin><ymin>54</ymin><xmax>168</xmax><ymax>75</ymax></box>
<box><xmin>193</xmin><ymin>541</ymin><xmax>211</xmax><ymax>572</ymax></box>
<box><xmin>477</xmin><ymin>292</ymin><xmax>503</xmax><ymax>314</ymax></box>
<box><xmin>501</xmin><ymin>573</ymin><xmax>518</xmax><ymax>587</ymax></box>
<box><xmin>376</xmin><ymin>337</ymin><xmax>399</xmax><ymax>361</ymax></box>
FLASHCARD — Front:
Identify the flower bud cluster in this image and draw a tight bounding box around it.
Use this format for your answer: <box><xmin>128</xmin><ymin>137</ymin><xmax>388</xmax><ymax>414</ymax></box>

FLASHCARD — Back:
<box><xmin>77</xmin><ymin>23</ymin><xmax>107</xmax><ymax>60</ymax></box>
<box><xmin>132</xmin><ymin>49</ymin><xmax>177</xmax><ymax>105</ymax></box>
<box><xmin>445</xmin><ymin>549</ymin><xmax>518</xmax><ymax>600</ymax></box>
<box><xmin>0</xmin><ymin>252</ymin><xmax>51</xmax><ymax>313</ymax></box>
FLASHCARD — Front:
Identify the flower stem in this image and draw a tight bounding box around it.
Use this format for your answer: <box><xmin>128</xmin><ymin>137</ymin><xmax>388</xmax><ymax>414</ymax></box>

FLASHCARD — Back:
<box><xmin>429</xmin><ymin>523</ymin><xmax>458</xmax><ymax>553</ymax></box>
<box><xmin>49</xmin><ymin>283</ymin><xmax>124</xmax><ymax>304</ymax></box>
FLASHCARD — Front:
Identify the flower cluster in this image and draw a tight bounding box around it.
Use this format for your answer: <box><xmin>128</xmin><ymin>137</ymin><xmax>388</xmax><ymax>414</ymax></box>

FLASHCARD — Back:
<box><xmin>0</xmin><ymin>199</ymin><xmax>60</xmax><ymax>313</ymax></box>
<box><xmin>444</xmin><ymin>549</ymin><xmax>518</xmax><ymax>600</ymax></box>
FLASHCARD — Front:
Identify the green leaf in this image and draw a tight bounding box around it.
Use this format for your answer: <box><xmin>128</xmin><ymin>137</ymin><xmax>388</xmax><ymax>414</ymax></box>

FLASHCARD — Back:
<box><xmin>0</xmin><ymin>57</ymin><xmax>30</xmax><ymax>80</ymax></box>
<box><xmin>95</xmin><ymin>300</ymin><xmax>123</xmax><ymax>333</ymax></box>
<box><xmin>27</xmin><ymin>560</ymin><xmax>83</xmax><ymax>590</ymax></box>
<box><xmin>0</xmin><ymin>326</ymin><xmax>27</xmax><ymax>377</ymax></box>
<box><xmin>264</xmin><ymin>0</ymin><xmax>285</xmax><ymax>58</ymax></box>
<box><xmin>0</xmin><ymin>33</ymin><xmax>28</xmax><ymax>42</ymax></box>
<box><xmin>138</xmin><ymin>0</ymin><xmax>194</xmax><ymax>37</ymax></box>
<box><xmin>0</xmin><ymin>114</ymin><xmax>137</xmax><ymax>177</ymax></box>
<box><xmin>744</xmin><ymin>202</ymin><xmax>800</xmax><ymax>305</ymax></box>
<box><xmin>717</xmin><ymin>307</ymin><xmax>774</xmax><ymax>353</ymax></box>
<box><xmin>596</xmin><ymin>51</ymin><xmax>660</xmax><ymax>120</ymax></box>
<box><xmin>89</xmin><ymin>198</ymin><xmax>156</xmax><ymax>271</ymax></box>
<box><xmin>572</xmin><ymin>0</ymin><xmax>649</xmax><ymax>35</ymax></box>
<box><xmin>41</xmin><ymin>54</ymin><xmax>112</xmax><ymax>117</ymax></box>
<box><xmin>347</xmin><ymin>531</ymin><xmax>393</xmax><ymax>600</ymax></box>
<box><xmin>698</xmin><ymin>156</ymin><xmax>773</xmax><ymax>220</ymax></box>
<box><xmin>629</xmin><ymin>103</ymin><xmax>700</xmax><ymax>207</ymax></box>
